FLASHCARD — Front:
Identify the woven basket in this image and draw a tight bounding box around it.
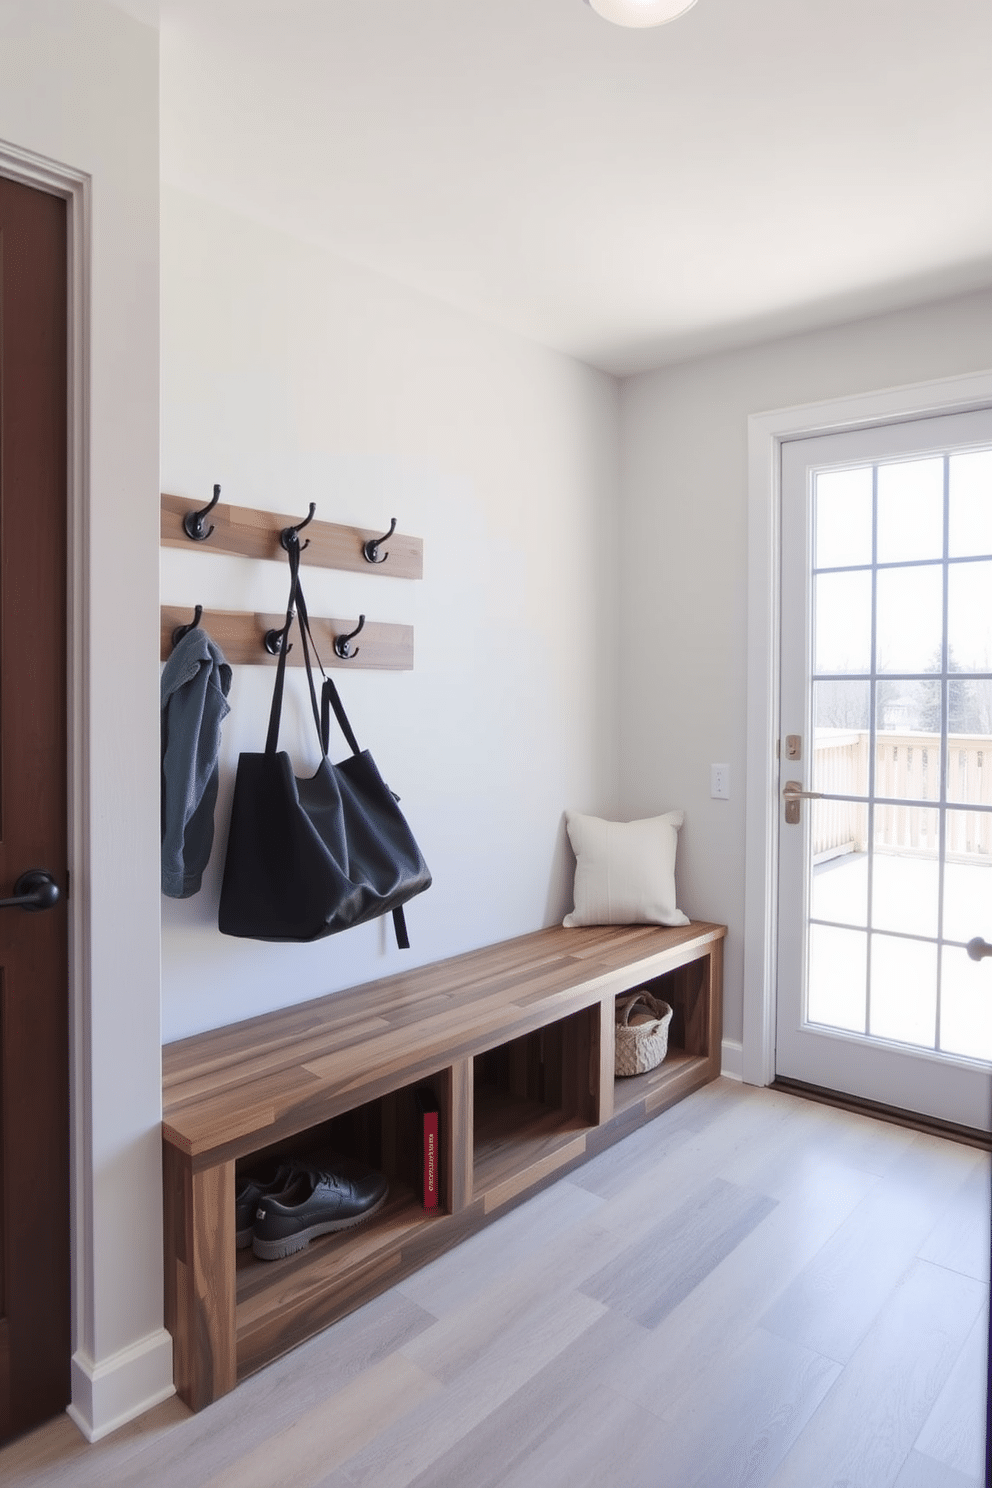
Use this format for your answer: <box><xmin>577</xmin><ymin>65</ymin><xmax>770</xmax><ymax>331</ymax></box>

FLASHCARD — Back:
<box><xmin>614</xmin><ymin>991</ymin><xmax>673</xmax><ymax>1077</ymax></box>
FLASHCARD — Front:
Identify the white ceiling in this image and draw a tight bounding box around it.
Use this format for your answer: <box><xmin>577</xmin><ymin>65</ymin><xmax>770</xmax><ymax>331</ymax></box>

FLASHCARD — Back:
<box><xmin>126</xmin><ymin>0</ymin><xmax>992</xmax><ymax>374</ymax></box>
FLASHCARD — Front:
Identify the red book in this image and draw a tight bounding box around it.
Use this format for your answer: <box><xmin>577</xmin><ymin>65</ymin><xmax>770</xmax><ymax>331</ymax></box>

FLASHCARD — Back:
<box><xmin>414</xmin><ymin>1086</ymin><xmax>440</xmax><ymax>1211</ymax></box>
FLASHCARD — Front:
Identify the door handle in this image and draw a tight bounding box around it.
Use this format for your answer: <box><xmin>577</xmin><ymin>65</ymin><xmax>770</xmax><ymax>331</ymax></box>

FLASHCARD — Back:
<box><xmin>782</xmin><ymin>780</ymin><xmax>823</xmax><ymax>825</ymax></box>
<box><xmin>0</xmin><ymin>869</ymin><xmax>61</xmax><ymax>912</ymax></box>
<box><xmin>967</xmin><ymin>937</ymin><xmax>992</xmax><ymax>962</ymax></box>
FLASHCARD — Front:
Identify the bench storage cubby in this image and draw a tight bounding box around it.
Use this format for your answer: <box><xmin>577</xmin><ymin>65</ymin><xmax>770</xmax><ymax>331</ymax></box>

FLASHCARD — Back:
<box><xmin>162</xmin><ymin>919</ymin><xmax>725</xmax><ymax>1410</ymax></box>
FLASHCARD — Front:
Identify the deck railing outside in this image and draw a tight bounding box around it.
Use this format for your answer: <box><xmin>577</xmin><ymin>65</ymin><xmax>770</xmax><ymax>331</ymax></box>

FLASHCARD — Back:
<box><xmin>812</xmin><ymin>729</ymin><xmax>992</xmax><ymax>862</ymax></box>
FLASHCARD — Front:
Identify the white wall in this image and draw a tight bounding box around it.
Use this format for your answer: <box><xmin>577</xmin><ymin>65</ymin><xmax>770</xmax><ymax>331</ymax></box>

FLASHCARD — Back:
<box><xmin>618</xmin><ymin>288</ymin><xmax>992</xmax><ymax>1058</ymax></box>
<box><xmin>160</xmin><ymin>186</ymin><xmax>621</xmax><ymax>1041</ymax></box>
<box><xmin>0</xmin><ymin>0</ymin><xmax>171</xmax><ymax>1443</ymax></box>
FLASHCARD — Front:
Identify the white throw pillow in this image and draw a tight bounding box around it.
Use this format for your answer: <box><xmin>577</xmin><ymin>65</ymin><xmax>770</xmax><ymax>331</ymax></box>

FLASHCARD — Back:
<box><xmin>563</xmin><ymin>810</ymin><xmax>689</xmax><ymax>928</ymax></box>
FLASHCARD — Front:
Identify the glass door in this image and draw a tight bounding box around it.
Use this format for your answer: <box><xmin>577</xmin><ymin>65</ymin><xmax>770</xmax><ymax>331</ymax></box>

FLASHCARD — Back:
<box><xmin>776</xmin><ymin>407</ymin><xmax>992</xmax><ymax>1132</ymax></box>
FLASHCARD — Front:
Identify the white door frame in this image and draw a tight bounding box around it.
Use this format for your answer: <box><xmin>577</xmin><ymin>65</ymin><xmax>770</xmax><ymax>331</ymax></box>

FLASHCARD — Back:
<box><xmin>743</xmin><ymin>369</ymin><xmax>992</xmax><ymax>1088</ymax></box>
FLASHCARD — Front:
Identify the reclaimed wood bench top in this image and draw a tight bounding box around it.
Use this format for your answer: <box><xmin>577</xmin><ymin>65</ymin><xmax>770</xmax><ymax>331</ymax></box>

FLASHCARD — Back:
<box><xmin>162</xmin><ymin>920</ymin><xmax>726</xmax><ymax>1164</ymax></box>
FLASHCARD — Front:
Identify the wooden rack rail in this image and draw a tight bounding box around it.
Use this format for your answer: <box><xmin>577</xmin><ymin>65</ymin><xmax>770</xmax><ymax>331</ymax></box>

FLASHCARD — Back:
<box><xmin>161</xmin><ymin>492</ymin><xmax>424</xmax><ymax>580</ymax></box>
<box><xmin>160</xmin><ymin>605</ymin><xmax>413</xmax><ymax>670</ymax></box>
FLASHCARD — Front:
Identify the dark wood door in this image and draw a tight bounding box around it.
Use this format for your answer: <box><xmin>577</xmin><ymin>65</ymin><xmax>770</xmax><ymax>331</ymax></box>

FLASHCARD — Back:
<box><xmin>0</xmin><ymin>175</ymin><xmax>70</xmax><ymax>1442</ymax></box>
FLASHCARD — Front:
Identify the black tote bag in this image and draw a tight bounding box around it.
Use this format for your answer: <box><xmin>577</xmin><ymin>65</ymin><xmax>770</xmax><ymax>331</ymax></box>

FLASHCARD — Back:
<box><xmin>218</xmin><ymin>536</ymin><xmax>431</xmax><ymax>945</ymax></box>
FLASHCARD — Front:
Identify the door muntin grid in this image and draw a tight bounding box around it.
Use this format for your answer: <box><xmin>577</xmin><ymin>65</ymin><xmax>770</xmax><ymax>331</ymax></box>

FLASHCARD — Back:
<box><xmin>805</xmin><ymin>445</ymin><xmax>992</xmax><ymax>1063</ymax></box>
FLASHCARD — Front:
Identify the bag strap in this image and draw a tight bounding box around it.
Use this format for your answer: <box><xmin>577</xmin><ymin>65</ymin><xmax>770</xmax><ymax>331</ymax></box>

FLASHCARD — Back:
<box><xmin>266</xmin><ymin>536</ymin><xmax>365</xmax><ymax>760</ymax></box>
<box><xmin>266</xmin><ymin>538</ymin><xmax>413</xmax><ymax>952</ymax></box>
<box><xmin>292</xmin><ymin>567</ymin><xmax>330</xmax><ymax>746</ymax></box>
<box><xmin>264</xmin><ymin>536</ymin><xmax>302</xmax><ymax>755</ymax></box>
<box><xmin>320</xmin><ymin>676</ymin><xmax>361</xmax><ymax>758</ymax></box>
<box><xmin>393</xmin><ymin>907</ymin><xmax>410</xmax><ymax>950</ymax></box>
<box><xmin>292</xmin><ymin>564</ymin><xmax>363</xmax><ymax>759</ymax></box>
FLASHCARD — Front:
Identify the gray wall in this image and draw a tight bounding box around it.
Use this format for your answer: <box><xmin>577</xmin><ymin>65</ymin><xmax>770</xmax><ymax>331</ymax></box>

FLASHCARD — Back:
<box><xmin>618</xmin><ymin>288</ymin><xmax>992</xmax><ymax>1056</ymax></box>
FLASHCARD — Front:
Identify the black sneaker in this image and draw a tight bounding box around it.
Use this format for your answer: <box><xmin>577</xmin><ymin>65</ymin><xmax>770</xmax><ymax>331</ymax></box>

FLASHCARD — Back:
<box><xmin>251</xmin><ymin>1162</ymin><xmax>389</xmax><ymax>1261</ymax></box>
<box><xmin>235</xmin><ymin>1160</ymin><xmax>294</xmax><ymax>1248</ymax></box>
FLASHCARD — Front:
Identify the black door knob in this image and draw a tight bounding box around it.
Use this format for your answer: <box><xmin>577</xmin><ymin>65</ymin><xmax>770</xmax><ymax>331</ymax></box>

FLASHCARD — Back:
<box><xmin>0</xmin><ymin>869</ymin><xmax>61</xmax><ymax>912</ymax></box>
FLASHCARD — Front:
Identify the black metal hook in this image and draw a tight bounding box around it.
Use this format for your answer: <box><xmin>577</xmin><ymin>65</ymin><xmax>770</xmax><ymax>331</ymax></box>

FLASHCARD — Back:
<box><xmin>363</xmin><ymin>518</ymin><xmax>396</xmax><ymax>565</ymax></box>
<box><xmin>280</xmin><ymin>503</ymin><xmax>317</xmax><ymax>553</ymax></box>
<box><xmin>334</xmin><ymin>614</ymin><xmax>366</xmax><ymax>660</ymax></box>
<box><xmin>263</xmin><ymin>617</ymin><xmax>293</xmax><ymax>657</ymax></box>
<box><xmin>171</xmin><ymin>604</ymin><xmax>203</xmax><ymax>646</ymax></box>
<box><xmin>183</xmin><ymin>485</ymin><xmax>221</xmax><ymax>542</ymax></box>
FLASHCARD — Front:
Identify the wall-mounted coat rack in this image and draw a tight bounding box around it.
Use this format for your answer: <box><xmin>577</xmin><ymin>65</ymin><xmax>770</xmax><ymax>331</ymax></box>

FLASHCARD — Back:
<box><xmin>161</xmin><ymin>491</ymin><xmax>423</xmax><ymax>580</ymax></box>
<box><xmin>160</xmin><ymin>606</ymin><xmax>413</xmax><ymax>670</ymax></box>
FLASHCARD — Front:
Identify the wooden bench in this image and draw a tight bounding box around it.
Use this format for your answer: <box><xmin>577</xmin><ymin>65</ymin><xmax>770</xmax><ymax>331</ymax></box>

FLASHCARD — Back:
<box><xmin>161</xmin><ymin>919</ymin><xmax>726</xmax><ymax>1410</ymax></box>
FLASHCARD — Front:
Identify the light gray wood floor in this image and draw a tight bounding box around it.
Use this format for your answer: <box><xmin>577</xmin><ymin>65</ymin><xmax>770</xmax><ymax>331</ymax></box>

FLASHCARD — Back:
<box><xmin>3</xmin><ymin>1080</ymin><xmax>989</xmax><ymax>1488</ymax></box>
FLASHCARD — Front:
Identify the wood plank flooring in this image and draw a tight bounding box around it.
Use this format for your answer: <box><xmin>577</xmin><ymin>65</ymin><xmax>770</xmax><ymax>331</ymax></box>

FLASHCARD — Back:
<box><xmin>2</xmin><ymin>1080</ymin><xmax>988</xmax><ymax>1488</ymax></box>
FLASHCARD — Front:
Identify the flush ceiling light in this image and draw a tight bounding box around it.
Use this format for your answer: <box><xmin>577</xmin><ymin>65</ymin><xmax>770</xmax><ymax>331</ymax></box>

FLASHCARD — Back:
<box><xmin>584</xmin><ymin>0</ymin><xmax>699</xmax><ymax>26</ymax></box>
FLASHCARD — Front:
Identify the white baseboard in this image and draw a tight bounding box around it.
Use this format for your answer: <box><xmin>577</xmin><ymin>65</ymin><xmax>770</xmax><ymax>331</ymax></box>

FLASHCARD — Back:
<box><xmin>67</xmin><ymin>1328</ymin><xmax>175</xmax><ymax>1443</ymax></box>
<box><xmin>721</xmin><ymin>1039</ymin><xmax>744</xmax><ymax>1081</ymax></box>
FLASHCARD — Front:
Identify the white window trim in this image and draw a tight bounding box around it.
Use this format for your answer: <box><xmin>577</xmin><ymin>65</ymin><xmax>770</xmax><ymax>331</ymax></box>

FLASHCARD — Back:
<box><xmin>743</xmin><ymin>370</ymin><xmax>992</xmax><ymax>1087</ymax></box>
